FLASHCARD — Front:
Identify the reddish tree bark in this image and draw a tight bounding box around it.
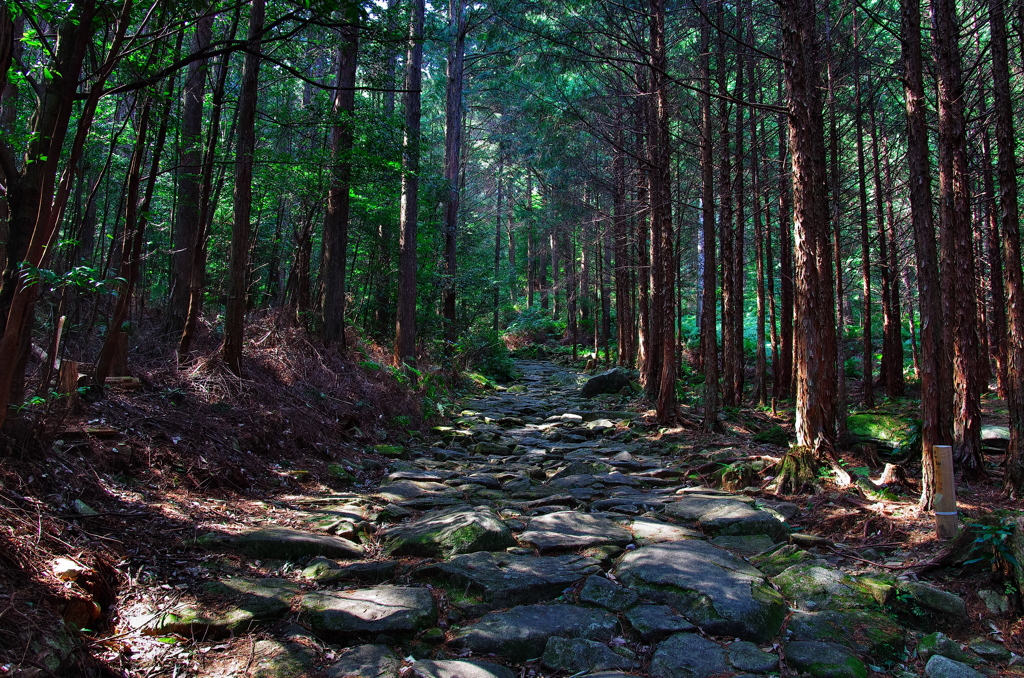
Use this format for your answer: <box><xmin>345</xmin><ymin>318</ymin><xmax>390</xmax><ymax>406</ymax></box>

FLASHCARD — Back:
<box><xmin>932</xmin><ymin>0</ymin><xmax>984</xmax><ymax>477</ymax></box>
<box><xmin>989</xmin><ymin>0</ymin><xmax>1024</xmax><ymax>496</ymax></box>
<box><xmin>223</xmin><ymin>0</ymin><xmax>265</xmax><ymax>376</ymax></box>
<box><xmin>776</xmin><ymin>0</ymin><xmax>848</xmax><ymax>491</ymax></box>
<box><xmin>322</xmin><ymin>17</ymin><xmax>360</xmax><ymax>348</ymax></box>
<box><xmin>902</xmin><ymin>0</ymin><xmax>948</xmax><ymax>507</ymax></box>
<box><xmin>394</xmin><ymin>0</ymin><xmax>426</xmax><ymax>367</ymax></box>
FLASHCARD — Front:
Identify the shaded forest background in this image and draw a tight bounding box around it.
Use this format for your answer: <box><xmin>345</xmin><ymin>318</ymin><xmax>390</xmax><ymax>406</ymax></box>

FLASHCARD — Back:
<box><xmin>1</xmin><ymin>0</ymin><xmax>1024</xmax><ymax>503</ymax></box>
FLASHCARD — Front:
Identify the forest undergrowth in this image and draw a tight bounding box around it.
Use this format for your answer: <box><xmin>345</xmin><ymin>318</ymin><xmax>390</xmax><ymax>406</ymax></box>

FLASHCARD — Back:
<box><xmin>1</xmin><ymin>319</ymin><xmax>1023</xmax><ymax>675</ymax></box>
<box><xmin>0</xmin><ymin>311</ymin><xmax>437</xmax><ymax>675</ymax></box>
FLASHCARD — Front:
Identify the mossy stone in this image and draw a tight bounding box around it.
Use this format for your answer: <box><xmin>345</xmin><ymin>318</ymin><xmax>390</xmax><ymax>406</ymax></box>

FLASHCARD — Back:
<box><xmin>785</xmin><ymin>641</ymin><xmax>868</xmax><ymax>678</ymax></box>
<box><xmin>846</xmin><ymin>414</ymin><xmax>917</xmax><ymax>451</ymax></box>
<box><xmin>749</xmin><ymin>544</ymin><xmax>819</xmax><ymax>577</ymax></box>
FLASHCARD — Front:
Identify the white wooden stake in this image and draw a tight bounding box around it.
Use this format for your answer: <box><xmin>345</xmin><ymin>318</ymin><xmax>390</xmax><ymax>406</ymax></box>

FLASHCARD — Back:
<box><xmin>933</xmin><ymin>444</ymin><xmax>957</xmax><ymax>540</ymax></box>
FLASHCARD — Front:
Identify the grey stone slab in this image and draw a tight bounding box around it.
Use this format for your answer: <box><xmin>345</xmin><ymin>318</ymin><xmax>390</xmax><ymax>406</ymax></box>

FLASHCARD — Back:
<box><xmin>374</xmin><ymin>481</ymin><xmax>461</xmax><ymax>503</ymax></box>
<box><xmin>326</xmin><ymin>644</ymin><xmax>400</xmax><ymax>678</ymax></box>
<box><xmin>615</xmin><ymin>540</ymin><xmax>785</xmax><ymax>643</ymax></box>
<box><xmin>411</xmin><ymin>660</ymin><xmax>516</xmax><ymax>678</ymax></box>
<box><xmin>579</xmin><ymin>575</ymin><xmax>639</xmax><ymax>612</ymax></box>
<box><xmin>301</xmin><ymin>585</ymin><xmax>436</xmax><ymax>638</ymax></box>
<box><xmin>451</xmin><ymin>604</ymin><xmax>619</xmax><ymax>662</ymax></box>
<box><xmin>725</xmin><ymin>640</ymin><xmax>778</xmax><ymax>674</ymax></box>
<box><xmin>649</xmin><ymin>633</ymin><xmax>729</xmax><ymax>678</ymax></box>
<box><xmin>624</xmin><ymin>605</ymin><xmax>696</xmax><ymax>641</ymax></box>
<box><xmin>415</xmin><ymin>551</ymin><xmax>600</xmax><ymax>609</ymax></box>
<box><xmin>784</xmin><ymin>641</ymin><xmax>867</xmax><ymax>678</ymax></box>
<box><xmin>520</xmin><ymin>511</ymin><xmax>634</xmax><ymax>553</ymax></box>
<box><xmin>924</xmin><ymin>655</ymin><xmax>985</xmax><ymax>678</ymax></box>
<box><xmin>142</xmin><ymin>578</ymin><xmax>299</xmax><ymax>639</ymax></box>
<box><xmin>710</xmin><ymin>534</ymin><xmax>778</xmax><ymax>556</ymax></box>
<box><xmin>380</xmin><ymin>505</ymin><xmax>514</xmax><ymax>558</ymax></box>
<box><xmin>542</xmin><ymin>638</ymin><xmax>635</xmax><ymax>673</ymax></box>
<box><xmin>199</xmin><ymin>527</ymin><xmax>364</xmax><ymax>560</ymax></box>
<box><xmin>788</xmin><ymin>609</ymin><xmax>905</xmax><ymax>663</ymax></box>
<box><xmin>629</xmin><ymin>518</ymin><xmax>702</xmax><ymax>545</ymax></box>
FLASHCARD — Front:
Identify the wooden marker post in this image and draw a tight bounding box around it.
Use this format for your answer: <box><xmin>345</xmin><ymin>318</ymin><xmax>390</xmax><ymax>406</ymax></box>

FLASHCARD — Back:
<box><xmin>932</xmin><ymin>445</ymin><xmax>957</xmax><ymax>539</ymax></box>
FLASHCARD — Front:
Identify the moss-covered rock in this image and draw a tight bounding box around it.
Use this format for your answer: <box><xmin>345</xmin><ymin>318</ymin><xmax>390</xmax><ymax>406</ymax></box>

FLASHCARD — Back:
<box><xmin>142</xmin><ymin>578</ymin><xmax>299</xmax><ymax>638</ymax></box>
<box><xmin>616</xmin><ymin>540</ymin><xmax>786</xmax><ymax>643</ymax></box>
<box><xmin>374</xmin><ymin>444</ymin><xmax>407</xmax><ymax>457</ymax></box>
<box><xmin>889</xmin><ymin>581</ymin><xmax>967</xmax><ymax>631</ymax></box>
<box><xmin>749</xmin><ymin>544</ymin><xmax>820</xmax><ymax>577</ymax></box>
<box><xmin>541</xmin><ymin>637</ymin><xmax>635</xmax><ymax>673</ymax></box>
<box><xmin>381</xmin><ymin>505</ymin><xmax>514</xmax><ymax>558</ymax></box>
<box><xmin>249</xmin><ymin>640</ymin><xmax>317</xmax><ymax>678</ymax></box>
<box><xmin>300</xmin><ymin>586</ymin><xmax>436</xmax><ymax>638</ymax></box>
<box><xmin>579</xmin><ymin>574</ymin><xmax>639</xmax><ymax>612</ymax></box>
<box><xmin>788</xmin><ymin>609</ymin><xmax>905</xmax><ymax>663</ymax></box>
<box><xmin>198</xmin><ymin>527</ymin><xmax>364</xmax><ymax>560</ymax></box>
<box><xmin>773</xmin><ymin>564</ymin><xmax>881</xmax><ymax>611</ymax></box>
<box><xmin>785</xmin><ymin>641</ymin><xmax>868</xmax><ymax>678</ymax></box>
<box><xmin>917</xmin><ymin>632</ymin><xmax>974</xmax><ymax>664</ymax></box>
<box><xmin>846</xmin><ymin>414</ymin><xmax>918</xmax><ymax>452</ymax></box>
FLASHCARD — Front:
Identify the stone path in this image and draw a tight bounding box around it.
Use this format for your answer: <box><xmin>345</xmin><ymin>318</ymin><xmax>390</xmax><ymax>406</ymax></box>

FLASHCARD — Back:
<box><xmin>134</xmin><ymin>361</ymin><xmax>1005</xmax><ymax>678</ymax></box>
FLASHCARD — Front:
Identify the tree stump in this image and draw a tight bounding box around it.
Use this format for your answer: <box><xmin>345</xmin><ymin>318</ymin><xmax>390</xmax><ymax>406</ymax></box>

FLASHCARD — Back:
<box><xmin>57</xmin><ymin>360</ymin><xmax>80</xmax><ymax>407</ymax></box>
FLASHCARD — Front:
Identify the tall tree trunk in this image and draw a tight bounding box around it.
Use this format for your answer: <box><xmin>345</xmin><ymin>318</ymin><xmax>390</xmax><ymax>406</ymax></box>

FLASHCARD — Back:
<box><xmin>394</xmin><ymin>0</ymin><xmax>425</xmax><ymax>367</ymax></box>
<box><xmin>322</xmin><ymin>17</ymin><xmax>360</xmax><ymax>348</ymax></box>
<box><xmin>902</xmin><ymin>0</ymin><xmax>948</xmax><ymax>508</ymax></box>
<box><xmin>598</xmin><ymin>220</ymin><xmax>606</xmax><ymax>364</ymax></box>
<box><xmin>776</xmin><ymin>0</ymin><xmax>848</xmax><ymax>492</ymax></box>
<box><xmin>442</xmin><ymin>0</ymin><xmax>467</xmax><ymax>342</ymax></box>
<box><xmin>0</xmin><ymin>0</ymin><xmax>119</xmax><ymax>429</ymax></box>
<box><xmin>716</xmin><ymin>3</ymin><xmax>736</xmax><ymax>408</ymax></box>
<box><xmin>777</xmin><ymin>106</ymin><xmax>795</xmax><ymax>402</ymax></box>
<box><xmin>223</xmin><ymin>0</ymin><xmax>264</xmax><ymax>376</ymax></box>
<box><xmin>730</xmin><ymin>1</ymin><xmax>746</xmax><ymax>406</ymax></box>
<box><xmin>990</xmin><ymin>0</ymin><xmax>1024</xmax><ymax>496</ymax></box>
<box><xmin>870</xmin><ymin>100</ymin><xmax>904</xmax><ymax>397</ymax></box>
<box><xmin>854</xmin><ymin>42</ymin><xmax>874</xmax><ymax>408</ymax></box>
<box><xmin>764</xmin><ymin>181</ymin><xmax>780</xmax><ymax>406</ymax></box>
<box><xmin>179</xmin><ymin>17</ymin><xmax>240</xmax><ymax>357</ymax></box>
<box><xmin>95</xmin><ymin>100</ymin><xmax>151</xmax><ymax>386</ymax></box>
<box><xmin>649</xmin><ymin>0</ymin><xmax>675</xmax><ymax>421</ymax></box>
<box><xmin>748</xmin><ymin>24</ymin><xmax>766</xmax><ymax>408</ymax></box>
<box><xmin>700</xmin><ymin>0</ymin><xmax>719</xmax><ymax>430</ymax></box>
<box><xmin>932</xmin><ymin>0</ymin><xmax>984</xmax><ymax>477</ymax></box>
<box><xmin>825</xmin><ymin>16</ymin><xmax>848</xmax><ymax>442</ymax></box>
<box><xmin>493</xmin><ymin>157</ymin><xmax>503</xmax><ymax>331</ymax></box>
<box><xmin>168</xmin><ymin>16</ymin><xmax>212</xmax><ymax>335</ymax></box>
<box><xmin>982</xmin><ymin>129</ymin><xmax>1007</xmax><ymax>397</ymax></box>
<box><xmin>613</xmin><ymin>135</ymin><xmax>634</xmax><ymax>367</ymax></box>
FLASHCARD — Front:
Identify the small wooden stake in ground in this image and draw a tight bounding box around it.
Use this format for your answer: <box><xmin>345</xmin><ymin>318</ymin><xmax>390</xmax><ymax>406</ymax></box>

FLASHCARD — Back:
<box><xmin>57</xmin><ymin>360</ymin><xmax>79</xmax><ymax>407</ymax></box>
<box><xmin>933</xmin><ymin>444</ymin><xmax>957</xmax><ymax>539</ymax></box>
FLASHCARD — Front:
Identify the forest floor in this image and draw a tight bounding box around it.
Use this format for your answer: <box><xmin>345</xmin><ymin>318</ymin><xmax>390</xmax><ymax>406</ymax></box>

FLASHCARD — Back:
<box><xmin>1</xmin><ymin>335</ymin><xmax>1023</xmax><ymax>678</ymax></box>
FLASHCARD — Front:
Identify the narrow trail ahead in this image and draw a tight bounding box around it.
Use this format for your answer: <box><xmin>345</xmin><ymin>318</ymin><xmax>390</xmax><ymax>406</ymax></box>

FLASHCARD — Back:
<box><xmin>124</xmin><ymin>360</ymin><xmax>983</xmax><ymax>678</ymax></box>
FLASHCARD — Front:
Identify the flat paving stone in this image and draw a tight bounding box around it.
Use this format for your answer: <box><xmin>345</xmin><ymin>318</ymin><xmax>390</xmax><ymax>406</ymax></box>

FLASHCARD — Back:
<box><xmin>411</xmin><ymin>660</ymin><xmax>516</xmax><ymax>678</ymax></box>
<box><xmin>649</xmin><ymin>633</ymin><xmax>729</xmax><ymax>678</ymax></box>
<box><xmin>198</xmin><ymin>527</ymin><xmax>364</xmax><ymax>560</ymax></box>
<box><xmin>519</xmin><ymin>511</ymin><xmax>634</xmax><ymax>553</ymax></box>
<box><xmin>451</xmin><ymin>604</ymin><xmax>619</xmax><ymax>662</ymax></box>
<box><xmin>142</xmin><ymin>578</ymin><xmax>299</xmax><ymax>638</ymax></box>
<box><xmin>415</xmin><ymin>551</ymin><xmax>600</xmax><ymax>609</ymax></box>
<box><xmin>542</xmin><ymin>637</ymin><xmax>635</xmax><ymax>673</ymax></box>
<box><xmin>784</xmin><ymin>641</ymin><xmax>867</xmax><ymax>678</ymax></box>
<box><xmin>374</xmin><ymin>481</ymin><xmax>461</xmax><ymax>503</ymax></box>
<box><xmin>629</xmin><ymin>518</ymin><xmax>702</xmax><ymax>544</ymax></box>
<box><xmin>301</xmin><ymin>585</ymin><xmax>436</xmax><ymax>638</ymax></box>
<box><xmin>624</xmin><ymin>604</ymin><xmax>697</xmax><ymax>641</ymax></box>
<box><xmin>326</xmin><ymin>644</ymin><xmax>400</xmax><ymax>678</ymax></box>
<box><xmin>380</xmin><ymin>505</ymin><xmax>514</xmax><ymax>558</ymax></box>
<box><xmin>615</xmin><ymin>540</ymin><xmax>786</xmax><ymax>642</ymax></box>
